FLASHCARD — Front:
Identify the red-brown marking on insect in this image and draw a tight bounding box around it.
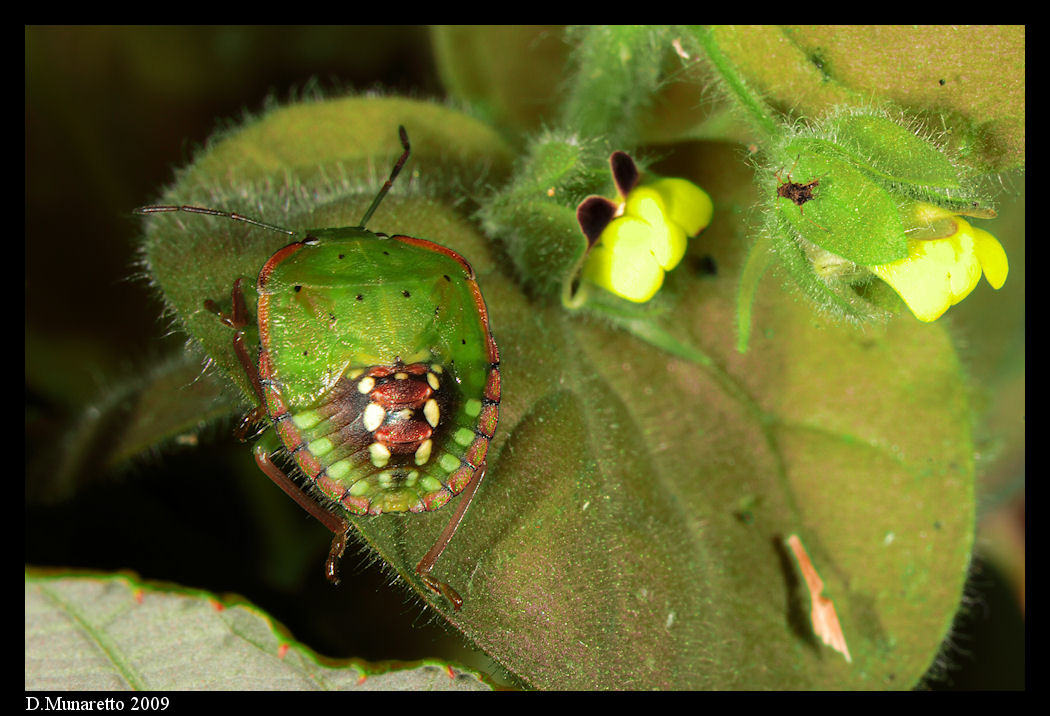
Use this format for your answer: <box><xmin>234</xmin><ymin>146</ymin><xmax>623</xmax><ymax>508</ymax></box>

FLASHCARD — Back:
<box><xmin>364</xmin><ymin>364</ymin><xmax>444</xmax><ymax>455</ymax></box>
<box><xmin>484</xmin><ymin>370</ymin><xmax>501</xmax><ymax>402</ymax></box>
<box><xmin>374</xmin><ymin>420</ymin><xmax>432</xmax><ymax>452</ymax></box>
<box><xmin>478</xmin><ymin>404</ymin><xmax>499</xmax><ymax>438</ymax></box>
<box><xmin>370</xmin><ymin>372</ymin><xmax>432</xmax><ymax>409</ymax></box>
<box><xmin>449</xmin><ymin>464</ymin><xmax>476</xmax><ymax>493</ymax></box>
<box><xmin>466</xmin><ymin>436</ymin><xmax>489</xmax><ymax>465</ymax></box>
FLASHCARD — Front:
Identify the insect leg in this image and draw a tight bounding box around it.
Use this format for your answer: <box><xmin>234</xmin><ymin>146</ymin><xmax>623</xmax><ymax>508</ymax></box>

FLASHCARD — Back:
<box><xmin>204</xmin><ymin>278</ymin><xmax>269</xmax><ymax>439</ymax></box>
<box><xmin>253</xmin><ymin>445</ymin><xmax>352</xmax><ymax>585</ymax></box>
<box><xmin>414</xmin><ymin>460</ymin><xmax>489</xmax><ymax>611</ymax></box>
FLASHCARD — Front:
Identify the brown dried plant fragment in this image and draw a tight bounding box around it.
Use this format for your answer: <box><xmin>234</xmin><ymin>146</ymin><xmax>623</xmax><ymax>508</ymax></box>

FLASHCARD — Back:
<box><xmin>786</xmin><ymin>534</ymin><xmax>852</xmax><ymax>664</ymax></box>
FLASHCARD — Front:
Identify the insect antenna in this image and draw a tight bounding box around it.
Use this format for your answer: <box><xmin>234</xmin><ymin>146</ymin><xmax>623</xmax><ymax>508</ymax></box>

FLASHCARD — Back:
<box><xmin>134</xmin><ymin>204</ymin><xmax>295</xmax><ymax>236</ymax></box>
<box><xmin>358</xmin><ymin>125</ymin><xmax>411</xmax><ymax>229</ymax></box>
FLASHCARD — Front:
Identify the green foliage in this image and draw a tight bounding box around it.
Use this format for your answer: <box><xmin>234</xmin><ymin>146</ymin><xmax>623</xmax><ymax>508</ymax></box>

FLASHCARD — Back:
<box><xmin>480</xmin><ymin>130</ymin><xmax>611</xmax><ymax>298</ymax></box>
<box><xmin>27</xmin><ymin>26</ymin><xmax>1024</xmax><ymax>690</ymax></box>
<box><xmin>25</xmin><ymin>572</ymin><xmax>491</xmax><ymax>690</ymax></box>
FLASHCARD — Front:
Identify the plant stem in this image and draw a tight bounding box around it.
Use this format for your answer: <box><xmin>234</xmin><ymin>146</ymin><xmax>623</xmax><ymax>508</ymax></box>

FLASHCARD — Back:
<box><xmin>736</xmin><ymin>232</ymin><xmax>773</xmax><ymax>353</ymax></box>
<box><xmin>691</xmin><ymin>26</ymin><xmax>780</xmax><ymax>141</ymax></box>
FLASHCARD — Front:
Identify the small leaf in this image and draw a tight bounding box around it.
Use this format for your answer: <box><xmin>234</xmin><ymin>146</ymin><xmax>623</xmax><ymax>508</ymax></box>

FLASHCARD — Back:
<box><xmin>25</xmin><ymin>572</ymin><xmax>490</xmax><ymax>691</ymax></box>
<box><xmin>830</xmin><ymin>112</ymin><xmax>963</xmax><ymax>192</ymax></box>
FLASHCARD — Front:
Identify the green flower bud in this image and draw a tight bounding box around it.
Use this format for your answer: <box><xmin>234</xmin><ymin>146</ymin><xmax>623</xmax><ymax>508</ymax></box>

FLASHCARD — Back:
<box><xmin>478</xmin><ymin>131</ymin><xmax>611</xmax><ymax>299</ymax></box>
<box><xmin>754</xmin><ymin>108</ymin><xmax>1003</xmax><ymax>324</ymax></box>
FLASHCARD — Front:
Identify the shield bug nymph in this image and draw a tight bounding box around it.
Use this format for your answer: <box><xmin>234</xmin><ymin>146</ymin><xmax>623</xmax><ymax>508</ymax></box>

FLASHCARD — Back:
<box><xmin>137</xmin><ymin>127</ymin><xmax>500</xmax><ymax>610</ymax></box>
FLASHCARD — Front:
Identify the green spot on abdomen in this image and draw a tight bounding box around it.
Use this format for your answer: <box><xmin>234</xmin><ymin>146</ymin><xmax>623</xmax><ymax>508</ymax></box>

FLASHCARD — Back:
<box><xmin>439</xmin><ymin>453</ymin><xmax>461</xmax><ymax>473</ymax></box>
<box><xmin>309</xmin><ymin>437</ymin><xmax>334</xmax><ymax>456</ymax></box>
<box><xmin>293</xmin><ymin>410</ymin><xmax>323</xmax><ymax>430</ymax></box>
<box><xmin>327</xmin><ymin>459</ymin><xmax>351</xmax><ymax>480</ymax></box>
<box><xmin>420</xmin><ymin>475</ymin><xmax>443</xmax><ymax>493</ymax></box>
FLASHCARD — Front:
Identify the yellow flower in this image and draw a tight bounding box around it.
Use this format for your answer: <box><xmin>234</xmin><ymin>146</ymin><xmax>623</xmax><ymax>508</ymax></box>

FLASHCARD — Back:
<box><xmin>869</xmin><ymin>204</ymin><xmax>1008</xmax><ymax>322</ymax></box>
<box><xmin>577</xmin><ymin>152</ymin><xmax>713</xmax><ymax>303</ymax></box>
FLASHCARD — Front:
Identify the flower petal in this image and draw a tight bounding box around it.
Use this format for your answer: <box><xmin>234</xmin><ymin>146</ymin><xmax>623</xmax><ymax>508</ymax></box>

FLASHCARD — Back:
<box><xmin>582</xmin><ymin>216</ymin><xmax>665</xmax><ymax>303</ymax></box>
<box><xmin>652</xmin><ymin>222</ymin><xmax>688</xmax><ymax>271</ymax></box>
<box><xmin>610</xmin><ymin>151</ymin><xmax>640</xmax><ymax>198</ymax></box>
<box><xmin>623</xmin><ymin>188</ymin><xmax>687</xmax><ymax>270</ymax></box>
<box><xmin>944</xmin><ymin>231</ymin><xmax>982</xmax><ymax>304</ymax></box>
<box><xmin>649</xmin><ymin>178</ymin><xmax>714</xmax><ymax>237</ymax></box>
<box><xmin>870</xmin><ymin>242</ymin><xmax>956</xmax><ymax>322</ymax></box>
<box><xmin>576</xmin><ymin>195</ymin><xmax>620</xmax><ymax>246</ymax></box>
<box><xmin>972</xmin><ymin>226</ymin><xmax>1009</xmax><ymax>290</ymax></box>
<box><xmin>624</xmin><ymin>186</ymin><xmax>667</xmax><ymax>225</ymax></box>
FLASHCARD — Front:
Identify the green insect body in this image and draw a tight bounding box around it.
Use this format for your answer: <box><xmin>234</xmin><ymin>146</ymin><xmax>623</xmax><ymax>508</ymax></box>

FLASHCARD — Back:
<box><xmin>138</xmin><ymin>127</ymin><xmax>499</xmax><ymax>610</ymax></box>
<box><xmin>258</xmin><ymin>230</ymin><xmax>501</xmax><ymax>517</ymax></box>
